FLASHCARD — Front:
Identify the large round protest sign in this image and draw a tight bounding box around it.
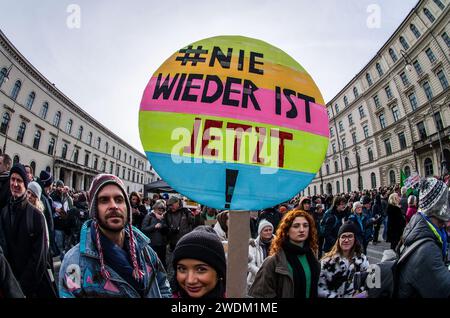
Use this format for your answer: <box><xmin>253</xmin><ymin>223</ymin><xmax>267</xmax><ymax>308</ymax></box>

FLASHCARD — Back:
<box><xmin>139</xmin><ymin>36</ymin><xmax>328</xmax><ymax>210</ymax></box>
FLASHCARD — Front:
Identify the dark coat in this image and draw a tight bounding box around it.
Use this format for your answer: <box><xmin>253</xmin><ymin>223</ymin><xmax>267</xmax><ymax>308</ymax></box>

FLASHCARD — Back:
<box><xmin>386</xmin><ymin>204</ymin><xmax>405</xmax><ymax>244</ymax></box>
<box><xmin>131</xmin><ymin>204</ymin><xmax>147</xmax><ymax>229</ymax></box>
<box><xmin>164</xmin><ymin>207</ymin><xmax>197</xmax><ymax>250</ymax></box>
<box><xmin>141</xmin><ymin>212</ymin><xmax>168</xmax><ymax>247</ymax></box>
<box><xmin>322</xmin><ymin>208</ymin><xmax>346</xmax><ymax>253</ymax></box>
<box><xmin>0</xmin><ymin>195</ymin><xmax>55</xmax><ymax>298</ymax></box>
<box><xmin>0</xmin><ymin>245</ymin><xmax>24</xmax><ymax>298</ymax></box>
<box><xmin>398</xmin><ymin>213</ymin><xmax>450</xmax><ymax>298</ymax></box>
<box><xmin>0</xmin><ymin>172</ymin><xmax>10</xmax><ymax>210</ymax></box>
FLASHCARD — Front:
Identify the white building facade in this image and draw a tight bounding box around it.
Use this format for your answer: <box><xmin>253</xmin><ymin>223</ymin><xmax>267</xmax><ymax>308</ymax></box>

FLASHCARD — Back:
<box><xmin>0</xmin><ymin>30</ymin><xmax>158</xmax><ymax>194</ymax></box>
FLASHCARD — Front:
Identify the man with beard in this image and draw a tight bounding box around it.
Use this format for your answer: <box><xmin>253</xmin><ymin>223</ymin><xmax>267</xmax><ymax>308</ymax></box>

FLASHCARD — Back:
<box><xmin>58</xmin><ymin>174</ymin><xmax>171</xmax><ymax>298</ymax></box>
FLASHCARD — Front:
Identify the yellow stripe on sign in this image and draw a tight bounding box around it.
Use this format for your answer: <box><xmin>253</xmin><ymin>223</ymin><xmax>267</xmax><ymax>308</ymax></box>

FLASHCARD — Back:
<box><xmin>139</xmin><ymin>111</ymin><xmax>328</xmax><ymax>173</ymax></box>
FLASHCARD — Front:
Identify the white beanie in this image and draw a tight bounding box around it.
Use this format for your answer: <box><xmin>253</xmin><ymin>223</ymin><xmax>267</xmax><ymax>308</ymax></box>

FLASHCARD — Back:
<box><xmin>258</xmin><ymin>219</ymin><xmax>274</xmax><ymax>235</ymax></box>
<box><xmin>28</xmin><ymin>181</ymin><xmax>42</xmax><ymax>199</ymax></box>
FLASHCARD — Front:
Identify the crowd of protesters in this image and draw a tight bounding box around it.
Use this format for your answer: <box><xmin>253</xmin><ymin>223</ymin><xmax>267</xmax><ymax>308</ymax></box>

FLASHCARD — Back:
<box><xmin>0</xmin><ymin>151</ymin><xmax>449</xmax><ymax>298</ymax></box>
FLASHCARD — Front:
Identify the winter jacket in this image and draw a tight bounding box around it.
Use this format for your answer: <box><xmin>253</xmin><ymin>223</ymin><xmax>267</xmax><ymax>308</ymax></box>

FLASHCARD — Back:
<box><xmin>397</xmin><ymin>213</ymin><xmax>450</xmax><ymax>298</ymax></box>
<box><xmin>213</xmin><ymin>221</ymin><xmax>227</xmax><ymax>241</ymax></box>
<box><xmin>400</xmin><ymin>195</ymin><xmax>408</xmax><ymax>216</ymax></box>
<box><xmin>247</xmin><ymin>236</ymin><xmax>273</xmax><ymax>290</ymax></box>
<box><xmin>58</xmin><ymin>220</ymin><xmax>172</xmax><ymax>298</ymax></box>
<box><xmin>348</xmin><ymin>213</ymin><xmax>375</xmax><ymax>246</ymax></box>
<box><xmin>141</xmin><ymin>212</ymin><xmax>168</xmax><ymax>247</ymax></box>
<box><xmin>405</xmin><ymin>206</ymin><xmax>417</xmax><ymax>224</ymax></box>
<box><xmin>0</xmin><ymin>245</ymin><xmax>24</xmax><ymax>298</ymax></box>
<box><xmin>318</xmin><ymin>253</ymin><xmax>369</xmax><ymax>298</ymax></box>
<box><xmin>131</xmin><ymin>204</ymin><xmax>147</xmax><ymax>229</ymax></box>
<box><xmin>386</xmin><ymin>204</ymin><xmax>405</xmax><ymax>244</ymax></box>
<box><xmin>0</xmin><ymin>172</ymin><xmax>10</xmax><ymax>210</ymax></box>
<box><xmin>322</xmin><ymin>208</ymin><xmax>346</xmax><ymax>253</ymax></box>
<box><xmin>164</xmin><ymin>208</ymin><xmax>196</xmax><ymax>250</ymax></box>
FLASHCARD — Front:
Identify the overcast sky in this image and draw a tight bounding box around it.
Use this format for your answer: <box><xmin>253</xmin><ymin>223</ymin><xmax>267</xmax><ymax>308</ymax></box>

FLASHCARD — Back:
<box><xmin>0</xmin><ymin>0</ymin><xmax>417</xmax><ymax>154</ymax></box>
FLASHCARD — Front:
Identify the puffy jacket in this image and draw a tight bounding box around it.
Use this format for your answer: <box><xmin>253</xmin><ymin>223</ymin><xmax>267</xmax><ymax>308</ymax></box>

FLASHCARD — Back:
<box><xmin>397</xmin><ymin>213</ymin><xmax>450</xmax><ymax>298</ymax></box>
<box><xmin>247</xmin><ymin>236</ymin><xmax>272</xmax><ymax>290</ymax></box>
<box><xmin>58</xmin><ymin>220</ymin><xmax>172</xmax><ymax>298</ymax></box>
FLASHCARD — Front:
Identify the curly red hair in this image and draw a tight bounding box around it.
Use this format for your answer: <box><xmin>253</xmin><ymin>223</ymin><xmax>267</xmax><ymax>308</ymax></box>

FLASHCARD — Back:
<box><xmin>270</xmin><ymin>209</ymin><xmax>318</xmax><ymax>256</ymax></box>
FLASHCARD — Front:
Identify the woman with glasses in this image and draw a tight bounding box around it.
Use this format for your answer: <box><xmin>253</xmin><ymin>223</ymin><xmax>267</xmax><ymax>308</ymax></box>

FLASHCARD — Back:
<box><xmin>318</xmin><ymin>221</ymin><xmax>369</xmax><ymax>298</ymax></box>
<box><xmin>142</xmin><ymin>199</ymin><xmax>168</xmax><ymax>269</ymax></box>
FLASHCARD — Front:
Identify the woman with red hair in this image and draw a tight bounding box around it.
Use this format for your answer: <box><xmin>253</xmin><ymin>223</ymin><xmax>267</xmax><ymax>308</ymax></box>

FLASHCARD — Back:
<box><xmin>248</xmin><ymin>209</ymin><xmax>320</xmax><ymax>298</ymax></box>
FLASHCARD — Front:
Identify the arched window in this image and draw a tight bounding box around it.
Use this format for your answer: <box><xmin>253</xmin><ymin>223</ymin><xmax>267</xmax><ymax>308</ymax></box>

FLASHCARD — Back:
<box><xmin>410</xmin><ymin>24</ymin><xmax>421</xmax><ymax>38</ymax></box>
<box><xmin>53</xmin><ymin>111</ymin><xmax>61</xmax><ymax>127</ymax></box>
<box><xmin>112</xmin><ymin>146</ymin><xmax>115</xmax><ymax>157</ymax></box>
<box><xmin>376</xmin><ymin>63</ymin><xmax>383</xmax><ymax>76</ymax></box>
<box><xmin>87</xmin><ymin>131</ymin><xmax>93</xmax><ymax>145</ymax></box>
<box><xmin>105</xmin><ymin>142</ymin><xmax>109</xmax><ymax>154</ymax></box>
<box><xmin>32</xmin><ymin>130</ymin><xmax>41</xmax><ymax>149</ymax></box>
<box><xmin>423</xmin><ymin>8</ymin><xmax>435</xmax><ymax>23</ymax></box>
<box><xmin>118</xmin><ymin>149</ymin><xmax>121</xmax><ymax>160</ymax></box>
<box><xmin>326</xmin><ymin>183</ymin><xmax>332</xmax><ymax>195</ymax></box>
<box><xmin>400</xmin><ymin>36</ymin><xmax>410</xmax><ymax>50</ymax></box>
<box><xmin>30</xmin><ymin>161</ymin><xmax>36</xmax><ymax>177</ymax></box>
<box><xmin>77</xmin><ymin>126</ymin><xmax>83</xmax><ymax>140</ymax></box>
<box><xmin>0</xmin><ymin>112</ymin><xmax>10</xmax><ymax>134</ymax></box>
<box><xmin>371</xmin><ymin>173</ymin><xmax>377</xmax><ymax>189</ymax></box>
<box><xmin>26</xmin><ymin>92</ymin><xmax>35</xmax><ymax>110</ymax></box>
<box><xmin>345</xmin><ymin>157</ymin><xmax>350</xmax><ymax>170</ymax></box>
<box><xmin>347</xmin><ymin>178</ymin><xmax>352</xmax><ymax>192</ymax></box>
<box><xmin>344</xmin><ymin>96</ymin><xmax>349</xmax><ymax>107</ymax></box>
<box><xmin>366</xmin><ymin>73</ymin><xmax>373</xmax><ymax>86</ymax></box>
<box><xmin>0</xmin><ymin>68</ymin><xmax>7</xmax><ymax>87</ymax></box>
<box><xmin>16</xmin><ymin>122</ymin><xmax>26</xmax><ymax>143</ymax></box>
<box><xmin>61</xmin><ymin>144</ymin><xmax>68</xmax><ymax>159</ymax></box>
<box><xmin>404</xmin><ymin>165</ymin><xmax>411</xmax><ymax>178</ymax></box>
<box><xmin>39</xmin><ymin>102</ymin><xmax>49</xmax><ymax>119</ymax></box>
<box><xmin>424</xmin><ymin>158</ymin><xmax>434</xmax><ymax>176</ymax></box>
<box><xmin>389</xmin><ymin>170</ymin><xmax>396</xmax><ymax>185</ymax></box>
<box><xmin>334</xmin><ymin>161</ymin><xmax>339</xmax><ymax>173</ymax></box>
<box><xmin>97</xmin><ymin>137</ymin><xmax>101</xmax><ymax>149</ymax></box>
<box><xmin>433</xmin><ymin>0</ymin><xmax>445</xmax><ymax>10</ymax></box>
<box><xmin>48</xmin><ymin>138</ymin><xmax>55</xmax><ymax>155</ymax></box>
<box><xmin>66</xmin><ymin>119</ymin><xmax>73</xmax><ymax>134</ymax></box>
<box><xmin>336</xmin><ymin>181</ymin><xmax>340</xmax><ymax>194</ymax></box>
<box><xmin>353</xmin><ymin>87</ymin><xmax>359</xmax><ymax>99</ymax></box>
<box><xmin>10</xmin><ymin>80</ymin><xmax>21</xmax><ymax>101</ymax></box>
<box><xmin>368</xmin><ymin>148</ymin><xmax>374</xmax><ymax>162</ymax></box>
<box><xmin>73</xmin><ymin>149</ymin><xmax>79</xmax><ymax>163</ymax></box>
<box><xmin>326</xmin><ymin>164</ymin><xmax>330</xmax><ymax>175</ymax></box>
<box><xmin>389</xmin><ymin>48</ymin><xmax>398</xmax><ymax>63</ymax></box>
<box><xmin>13</xmin><ymin>155</ymin><xmax>20</xmax><ymax>165</ymax></box>
<box><xmin>314</xmin><ymin>185</ymin><xmax>317</xmax><ymax>196</ymax></box>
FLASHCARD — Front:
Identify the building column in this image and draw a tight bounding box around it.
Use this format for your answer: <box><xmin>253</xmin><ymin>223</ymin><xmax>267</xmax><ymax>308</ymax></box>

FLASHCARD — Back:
<box><xmin>65</xmin><ymin>169</ymin><xmax>73</xmax><ymax>188</ymax></box>
<box><xmin>80</xmin><ymin>173</ymin><xmax>85</xmax><ymax>192</ymax></box>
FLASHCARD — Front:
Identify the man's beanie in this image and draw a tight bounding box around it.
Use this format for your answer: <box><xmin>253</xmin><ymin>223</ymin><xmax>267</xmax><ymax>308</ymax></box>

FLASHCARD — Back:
<box><xmin>258</xmin><ymin>219</ymin><xmax>274</xmax><ymax>236</ymax></box>
<box><xmin>418</xmin><ymin>177</ymin><xmax>450</xmax><ymax>222</ymax></box>
<box><xmin>173</xmin><ymin>231</ymin><xmax>226</xmax><ymax>282</ymax></box>
<box><xmin>39</xmin><ymin>170</ymin><xmax>53</xmax><ymax>188</ymax></box>
<box><xmin>10</xmin><ymin>163</ymin><xmax>29</xmax><ymax>189</ymax></box>
<box><xmin>56</xmin><ymin>179</ymin><xmax>64</xmax><ymax>187</ymax></box>
<box><xmin>338</xmin><ymin>221</ymin><xmax>359</xmax><ymax>238</ymax></box>
<box><xmin>360</xmin><ymin>196</ymin><xmax>371</xmax><ymax>205</ymax></box>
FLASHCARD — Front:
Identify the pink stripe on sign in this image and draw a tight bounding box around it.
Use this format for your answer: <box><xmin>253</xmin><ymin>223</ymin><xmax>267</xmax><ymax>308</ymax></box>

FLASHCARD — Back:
<box><xmin>140</xmin><ymin>75</ymin><xmax>329</xmax><ymax>137</ymax></box>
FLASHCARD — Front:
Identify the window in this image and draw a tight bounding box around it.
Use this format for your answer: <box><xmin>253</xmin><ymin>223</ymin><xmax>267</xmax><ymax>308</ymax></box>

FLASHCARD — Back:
<box><xmin>66</xmin><ymin>119</ymin><xmax>73</xmax><ymax>134</ymax></box>
<box><xmin>433</xmin><ymin>0</ymin><xmax>445</xmax><ymax>10</ymax></box>
<box><xmin>128</xmin><ymin>169</ymin><xmax>131</xmax><ymax>180</ymax></box>
<box><xmin>133</xmin><ymin>171</ymin><xmax>136</xmax><ymax>182</ymax></box>
<box><xmin>352</xmin><ymin>132</ymin><xmax>357</xmax><ymax>144</ymax></box>
<box><xmin>437</xmin><ymin>70</ymin><xmax>449</xmax><ymax>89</ymax></box>
<box><xmin>358</xmin><ymin>105</ymin><xmax>365</xmax><ymax>118</ymax></box>
<box><xmin>404</xmin><ymin>166</ymin><xmax>411</xmax><ymax>178</ymax></box>
<box><xmin>363</xmin><ymin>125</ymin><xmax>369</xmax><ymax>138</ymax></box>
<box><xmin>434</xmin><ymin>112</ymin><xmax>444</xmax><ymax>131</ymax></box>
<box><xmin>118</xmin><ymin>149</ymin><xmax>121</xmax><ymax>160</ymax></box>
<box><xmin>87</xmin><ymin>132</ymin><xmax>92</xmax><ymax>145</ymax></box>
<box><xmin>1</xmin><ymin>112</ymin><xmax>10</xmax><ymax>134</ymax></box>
<box><xmin>112</xmin><ymin>146</ymin><xmax>115</xmax><ymax>157</ymax></box>
<box><xmin>424</xmin><ymin>158</ymin><xmax>434</xmax><ymax>176</ymax></box>
<box><xmin>442</xmin><ymin>32</ymin><xmax>450</xmax><ymax>48</ymax></box>
<box><xmin>410</xmin><ymin>24</ymin><xmax>421</xmax><ymax>39</ymax></box>
<box><xmin>326</xmin><ymin>164</ymin><xmax>330</xmax><ymax>175</ymax></box>
<box><xmin>332</xmin><ymin>143</ymin><xmax>336</xmax><ymax>154</ymax></box>
<box><xmin>376</xmin><ymin>63</ymin><xmax>383</xmax><ymax>77</ymax></box>
<box><xmin>347</xmin><ymin>178</ymin><xmax>352</xmax><ymax>192</ymax></box>
<box><xmin>400</xmin><ymin>36</ymin><xmax>410</xmax><ymax>50</ymax></box>
<box><xmin>97</xmin><ymin>137</ymin><xmax>101</xmax><ymax>149</ymax></box>
<box><xmin>353</xmin><ymin>87</ymin><xmax>359</xmax><ymax>99</ymax></box>
<box><xmin>389</xmin><ymin>171</ymin><xmax>396</xmax><ymax>185</ymax></box>
<box><xmin>345</xmin><ymin>157</ymin><xmax>350</xmax><ymax>170</ymax></box>
<box><xmin>13</xmin><ymin>155</ymin><xmax>19</xmax><ymax>165</ymax></box>
<box><xmin>398</xmin><ymin>132</ymin><xmax>407</xmax><ymax>150</ymax></box>
<box><xmin>373</xmin><ymin>95</ymin><xmax>381</xmax><ymax>108</ymax></box>
<box><xmin>84</xmin><ymin>154</ymin><xmax>89</xmax><ymax>166</ymax></box>
<box><xmin>344</xmin><ymin>96</ymin><xmax>349</xmax><ymax>108</ymax></box>
<box><xmin>0</xmin><ymin>68</ymin><xmax>7</xmax><ymax>87</ymax></box>
<box><xmin>17</xmin><ymin>122</ymin><xmax>26</xmax><ymax>143</ymax></box>
<box><xmin>53</xmin><ymin>111</ymin><xmax>61</xmax><ymax>127</ymax></box>
<box><xmin>30</xmin><ymin>162</ymin><xmax>36</xmax><ymax>177</ymax></box>
<box><xmin>94</xmin><ymin>157</ymin><xmax>98</xmax><ymax>170</ymax></box>
<box><xmin>10</xmin><ymin>80</ymin><xmax>21</xmax><ymax>101</ymax></box>
<box><xmin>392</xmin><ymin>105</ymin><xmax>400</xmax><ymax>122</ymax></box>
<box><xmin>330</xmin><ymin>127</ymin><xmax>334</xmax><ymax>137</ymax></box>
<box><xmin>371</xmin><ymin>173</ymin><xmax>377</xmax><ymax>189</ymax></box>
<box><xmin>384</xmin><ymin>139</ymin><xmax>392</xmax><ymax>155</ymax></box>
<box><xmin>73</xmin><ymin>149</ymin><xmax>79</xmax><ymax>163</ymax></box>
<box><xmin>48</xmin><ymin>138</ymin><xmax>55</xmax><ymax>155</ymax></box>
<box><xmin>338</xmin><ymin>121</ymin><xmax>344</xmax><ymax>132</ymax></box>
<box><xmin>417</xmin><ymin>121</ymin><xmax>427</xmax><ymax>140</ymax></box>
<box><xmin>105</xmin><ymin>142</ymin><xmax>109</xmax><ymax>154</ymax></box>
<box><xmin>385</xmin><ymin>85</ymin><xmax>393</xmax><ymax>99</ymax></box>
<box><xmin>348</xmin><ymin>113</ymin><xmax>354</xmax><ymax>126</ymax></box>
<box><xmin>32</xmin><ymin>130</ymin><xmax>41</xmax><ymax>149</ymax></box>
<box><xmin>336</xmin><ymin>181</ymin><xmax>340</xmax><ymax>194</ymax></box>
<box><xmin>368</xmin><ymin>148</ymin><xmax>374</xmax><ymax>162</ymax></box>
<box><xmin>413</xmin><ymin>60</ymin><xmax>423</xmax><ymax>75</ymax></box>
<box><xmin>334</xmin><ymin>161</ymin><xmax>339</xmax><ymax>173</ymax></box>
<box><xmin>122</xmin><ymin>167</ymin><xmax>126</xmax><ymax>179</ymax></box>
<box><xmin>110</xmin><ymin>162</ymin><xmax>114</xmax><ymax>174</ymax></box>
<box><xmin>422</xmin><ymin>81</ymin><xmax>433</xmax><ymax>101</ymax></box>
<box><xmin>400</xmin><ymin>72</ymin><xmax>410</xmax><ymax>86</ymax></box>
<box><xmin>366</xmin><ymin>73</ymin><xmax>373</xmax><ymax>86</ymax></box>
<box><xmin>116</xmin><ymin>165</ymin><xmax>120</xmax><ymax>177</ymax></box>
<box><xmin>423</xmin><ymin>8</ymin><xmax>435</xmax><ymax>23</ymax></box>
<box><xmin>102</xmin><ymin>160</ymin><xmax>106</xmax><ymax>172</ymax></box>
<box><xmin>389</xmin><ymin>48</ymin><xmax>398</xmax><ymax>63</ymax></box>
<box><xmin>335</xmin><ymin>103</ymin><xmax>340</xmax><ymax>114</ymax></box>
<box><xmin>425</xmin><ymin>48</ymin><xmax>437</xmax><ymax>63</ymax></box>
<box><xmin>39</xmin><ymin>102</ymin><xmax>48</xmax><ymax>119</ymax></box>
<box><xmin>327</xmin><ymin>109</ymin><xmax>331</xmax><ymax>119</ymax></box>
<box><xmin>342</xmin><ymin>138</ymin><xmax>346</xmax><ymax>149</ymax></box>
<box><xmin>26</xmin><ymin>92</ymin><xmax>35</xmax><ymax>110</ymax></box>
<box><xmin>379</xmin><ymin>113</ymin><xmax>386</xmax><ymax>129</ymax></box>
<box><xmin>408</xmin><ymin>92</ymin><xmax>418</xmax><ymax>111</ymax></box>
<box><xmin>61</xmin><ymin>144</ymin><xmax>68</xmax><ymax>159</ymax></box>
<box><xmin>77</xmin><ymin>126</ymin><xmax>83</xmax><ymax>140</ymax></box>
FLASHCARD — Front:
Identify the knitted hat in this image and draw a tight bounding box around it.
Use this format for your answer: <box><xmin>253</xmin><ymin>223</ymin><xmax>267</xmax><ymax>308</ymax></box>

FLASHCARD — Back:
<box><xmin>418</xmin><ymin>177</ymin><xmax>450</xmax><ymax>222</ymax></box>
<box><xmin>360</xmin><ymin>196</ymin><xmax>371</xmax><ymax>205</ymax></box>
<box><xmin>258</xmin><ymin>219</ymin><xmax>274</xmax><ymax>235</ymax></box>
<box><xmin>338</xmin><ymin>221</ymin><xmax>359</xmax><ymax>238</ymax></box>
<box><xmin>10</xmin><ymin>163</ymin><xmax>29</xmax><ymax>189</ymax></box>
<box><xmin>28</xmin><ymin>181</ymin><xmax>42</xmax><ymax>199</ymax></box>
<box><xmin>172</xmin><ymin>231</ymin><xmax>226</xmax><ymax>282</ymax></box>
<box><xmin>88</xmin><ymin>174</ymin><xmax>143</xmax><ymax>281</ymax></box>
<box><xmin>39</xmin><ymin>170</ymin><xmax>53</xmax><ymax>188</ymax></box>
<box><xmin>56</xmin><ymin>179</ymin><xmax>64</xmax><ymax>187</ymax></box>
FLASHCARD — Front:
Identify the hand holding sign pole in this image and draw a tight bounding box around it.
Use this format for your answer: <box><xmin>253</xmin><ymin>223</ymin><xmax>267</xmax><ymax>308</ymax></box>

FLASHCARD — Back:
<box><xmin>139</xmin><ymin>36</ymin><xmax>328</xmax><ymax>297</ymax></box>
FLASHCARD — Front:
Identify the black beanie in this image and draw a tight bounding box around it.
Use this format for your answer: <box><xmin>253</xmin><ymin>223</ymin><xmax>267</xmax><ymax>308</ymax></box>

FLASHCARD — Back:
<box><xmin>10</xmin><ymin>163</ymin><xmax>29</xmax><ymax>189</ymax></box>
<box><xmin>338</xmin><ymin>221</ymin><xmax>359</xmax><ymax>238</ymax></box>
<box><xmin>172</xmin><ymin>231</ymin><xmax>226</xmax><ymax>282</ymax></box>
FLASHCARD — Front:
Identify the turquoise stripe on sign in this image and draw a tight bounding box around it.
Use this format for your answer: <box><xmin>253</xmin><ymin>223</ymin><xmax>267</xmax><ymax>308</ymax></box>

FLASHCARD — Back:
<box><xmin>145</xmin><ymin>152</ymin><xmax>315</xmax><ymax>210</ymax></box>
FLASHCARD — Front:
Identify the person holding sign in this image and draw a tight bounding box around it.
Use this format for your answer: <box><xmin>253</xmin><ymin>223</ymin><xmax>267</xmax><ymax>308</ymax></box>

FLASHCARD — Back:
<box><xmin>248</xmin><ymin>209</ymin><xmax>320</xmax><ymax>298</ymax></box>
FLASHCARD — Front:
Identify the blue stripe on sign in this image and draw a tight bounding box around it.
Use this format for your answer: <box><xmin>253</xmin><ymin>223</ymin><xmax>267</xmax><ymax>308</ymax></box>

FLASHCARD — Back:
<box><xmin>145</xmin><ymin>152</ymin><xmax>315</xmax><ymax>211</ymax></box>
